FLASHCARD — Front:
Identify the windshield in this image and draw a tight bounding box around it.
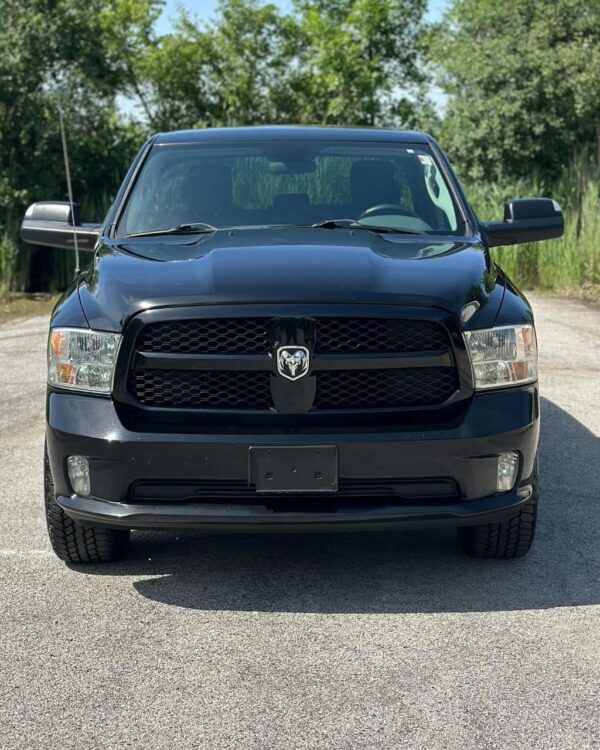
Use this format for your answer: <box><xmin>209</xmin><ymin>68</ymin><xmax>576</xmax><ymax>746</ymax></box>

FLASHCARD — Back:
<box><xmin>118</xmin><ymin>140</ymin><xmax>465</xmax><ymax>237</ymax></box>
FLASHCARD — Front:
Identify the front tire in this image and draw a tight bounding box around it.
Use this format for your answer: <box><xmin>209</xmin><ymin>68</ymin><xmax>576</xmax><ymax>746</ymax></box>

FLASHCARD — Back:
<box><xmin>44</xmin><ymin>446</ymin><xmax>130</xmax><ymax>563</ymax></box>
<box><xmin>457</xmin><ymin>469</ymin><xmax>538</xmax><ymax>559</ymax></box>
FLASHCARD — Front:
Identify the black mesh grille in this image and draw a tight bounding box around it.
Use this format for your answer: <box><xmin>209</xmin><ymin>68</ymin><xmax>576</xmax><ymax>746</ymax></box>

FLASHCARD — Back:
<box><xmin>136</xmin><ymin>317</ymin><xmax>447</xmax><ymax>355</ymax></box>
<box><xmin>315</xmin><ymin>318</ymin><xmax>447</xmax><ymax>353</ymax></box>
<box><xmin>138</xmin><ymin>318</ymin><xmax>269</xmax><ymax>354</ymax></box>
<box><xmin>129</xmin><ymin>369</ymin><xmax>272</xmax><ymax>409</ymax></box>
<box><xmin>315</xmin><ymin>368</ymin><xmax>458</xmax><ymax>410</ymax></box>
<box><xmin>127</xmin><ymin>315</ymin><xmax>458</xmax><ymax>413</ymax></box>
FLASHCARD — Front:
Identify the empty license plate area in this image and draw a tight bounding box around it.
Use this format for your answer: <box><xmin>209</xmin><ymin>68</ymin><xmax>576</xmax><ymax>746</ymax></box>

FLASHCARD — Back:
<box><xmin>249</xmin><ymin>446</ymin><xmax>338</xmax><ymax>493</ymax></box>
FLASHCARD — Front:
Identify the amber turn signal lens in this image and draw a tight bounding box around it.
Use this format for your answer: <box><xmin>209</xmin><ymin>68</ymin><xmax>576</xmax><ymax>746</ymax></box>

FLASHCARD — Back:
<box><xmin>47</xmin><ymin>328</ymin><xmax>121</xmax><ymax>393</ymax></box>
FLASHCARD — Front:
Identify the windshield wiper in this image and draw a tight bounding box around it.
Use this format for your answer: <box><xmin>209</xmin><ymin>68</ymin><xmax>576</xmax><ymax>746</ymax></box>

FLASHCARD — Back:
<box><xmin>125</xmin><ymin>222</ymin><xmax>218</xmax><ymax>238</ymax></box>
<box><xmin>312</xmin><ymin>219</ymin><xmax>424</xmax><ymax>235</ymax></box>
<box><xmin>125</xmin><ymin>219</ymin><xmax>425</xmax><ymax>238</ymax></box>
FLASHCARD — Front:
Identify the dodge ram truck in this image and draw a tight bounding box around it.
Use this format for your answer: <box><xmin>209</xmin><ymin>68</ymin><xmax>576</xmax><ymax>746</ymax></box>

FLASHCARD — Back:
<box><xmin>21</xmin><ymin>126</ymin><xmax>564</xmax><ymax>563</ymax></box>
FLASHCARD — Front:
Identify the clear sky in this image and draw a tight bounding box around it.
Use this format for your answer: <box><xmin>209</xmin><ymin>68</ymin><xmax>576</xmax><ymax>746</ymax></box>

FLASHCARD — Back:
<box><xmin>155</xmin><ymin>0</ymin><xmax>449</xmax><ymax>34</ymax></box>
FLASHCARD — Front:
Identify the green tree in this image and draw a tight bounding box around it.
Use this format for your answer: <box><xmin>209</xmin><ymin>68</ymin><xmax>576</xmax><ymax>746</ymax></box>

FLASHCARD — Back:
<box><xmin>128</xmin><ymin>0</ymin><xmax>296</xmax><ymax>130</ymax></box>
<box><xmin>431</xmin><ymin>0</ymin><xmax>600</xmax><ymax>181</ymax></box>
<box><xmin>207</xmin><ymin>0</ymin><xmax>298</xmax><ymax>126</ymax></box>
<box><xmin>129</xmin><ymin>0</ymin><xmax>430</xmax><ymax>131</ymax></box>
<box><xmin>290</xmin><ymin>0</ymin><xmax>429</xmax><ymax>127</ymax></box>
<box><xmin>122</xmin><ymin>13</ymin><xmax>215</xmax><ymax>130</ymax></box>
<box><xmin>0</xmin><ymin>0</ymin><xmax>156</xmax><ymax>290</ymax></box>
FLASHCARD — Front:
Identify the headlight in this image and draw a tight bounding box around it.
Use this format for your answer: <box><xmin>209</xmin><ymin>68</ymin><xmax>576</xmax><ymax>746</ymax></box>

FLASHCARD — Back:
<box><xmin>48</xmin><ymin>328</ymin><xmax>121</xmax><ymax>393</ymax></box>
<box><xmin>464</xmin><ymin>324</ymin><xmax>537</xmax><ymax>390</ymax></box>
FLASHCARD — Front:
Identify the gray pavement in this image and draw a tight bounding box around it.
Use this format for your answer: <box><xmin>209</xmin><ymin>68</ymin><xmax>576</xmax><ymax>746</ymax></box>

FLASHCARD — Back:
<box><xmin>0</xmin><ymin>294</ymin><xmax>598</xmax><ymax>749</ymax></box>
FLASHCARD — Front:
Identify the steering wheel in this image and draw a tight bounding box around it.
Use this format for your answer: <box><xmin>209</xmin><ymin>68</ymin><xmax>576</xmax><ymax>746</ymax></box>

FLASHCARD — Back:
<box><xmin>358</xmin><ymin>203</ymin><xmax>418</xmax><ymax>220</ymax></box>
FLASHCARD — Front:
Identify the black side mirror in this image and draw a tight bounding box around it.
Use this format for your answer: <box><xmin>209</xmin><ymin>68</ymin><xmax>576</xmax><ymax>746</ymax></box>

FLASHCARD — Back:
<box><xmin>481</xmin><ymin>198</ymin><xmax>564</xmax><ymax>248</ymax></box>
<box><xmin>20</xmin><ymin>201</ymin><xmax>100</xmax><ymax>251</ymax></box>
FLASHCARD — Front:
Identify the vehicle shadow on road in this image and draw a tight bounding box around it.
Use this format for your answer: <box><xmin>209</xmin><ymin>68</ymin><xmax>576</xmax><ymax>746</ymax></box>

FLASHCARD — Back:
<box><xmin>80</xmin><ymin>397</ymin><xmax>599</xmax><ymax>613</ymax></box>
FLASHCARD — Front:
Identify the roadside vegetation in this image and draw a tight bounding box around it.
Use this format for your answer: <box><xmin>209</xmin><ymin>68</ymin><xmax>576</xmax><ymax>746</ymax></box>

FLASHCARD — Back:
<box><xmin>1</xmin><ymin>0</ymin><xmax>599</xmax><ymax>299</ymax></box>
<box><xmin>469</xmin><ymin>156</ymin><xmax>600</xmax><ymax>295</ymax></box>
<box><xmin>0</xmin><ymin>293</ymin><xmax>60</xmax><ymax>325</ymax></box>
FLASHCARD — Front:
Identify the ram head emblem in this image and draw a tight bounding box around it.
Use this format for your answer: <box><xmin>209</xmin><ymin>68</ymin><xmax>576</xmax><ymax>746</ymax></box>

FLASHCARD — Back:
<box><xmin>276</xmin><ymin>346</ymin><xmax>310</xmax><ymax>381</ymax></box>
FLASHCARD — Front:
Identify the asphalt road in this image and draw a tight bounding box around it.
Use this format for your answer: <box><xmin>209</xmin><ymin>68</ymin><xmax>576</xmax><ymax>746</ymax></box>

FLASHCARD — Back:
<box><xmin>0</xmin><ymin>294</ymin><xmax>598</xmax><ymax>750</ymax></box>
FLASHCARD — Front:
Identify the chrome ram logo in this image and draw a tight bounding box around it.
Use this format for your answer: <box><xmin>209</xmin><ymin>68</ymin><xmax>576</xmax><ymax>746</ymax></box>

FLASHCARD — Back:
<box><xmin>276</xmin><ymin>346</ymin><xmax>310</xmax><ymax>381</ymax></box>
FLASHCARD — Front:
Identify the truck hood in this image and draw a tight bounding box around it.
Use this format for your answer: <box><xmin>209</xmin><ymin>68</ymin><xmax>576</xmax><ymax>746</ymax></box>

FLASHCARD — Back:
<box><xmin>78</xmin><ymin>227</ymin><xmax>503</xmax><ymax>331</ymax></box>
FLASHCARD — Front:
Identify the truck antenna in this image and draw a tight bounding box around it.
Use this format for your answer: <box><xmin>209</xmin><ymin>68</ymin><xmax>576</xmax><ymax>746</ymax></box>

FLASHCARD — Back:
<box><xmin>57</xmin><ymin>106</ymin><xmax>80</xmax><ymax>277</ymax></box>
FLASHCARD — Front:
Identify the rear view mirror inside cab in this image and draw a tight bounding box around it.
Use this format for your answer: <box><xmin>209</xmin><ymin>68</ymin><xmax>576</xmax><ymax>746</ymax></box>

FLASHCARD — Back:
<box><xmin>268</xmin><ymin>160</ymin><xmax>316</xmax><ymax>174</ymax></box>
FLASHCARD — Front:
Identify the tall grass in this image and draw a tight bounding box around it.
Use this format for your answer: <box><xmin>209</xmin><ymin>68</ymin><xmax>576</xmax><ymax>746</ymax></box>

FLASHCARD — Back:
<box><xmin>0</xmin><ymin>215</ymin><xmax>19</xmax><ymax>298</ymax></box>
<box><xmin>464</xmin><ymin>153</ymin><xmax>600</xmax><ymax>291</ymax></box>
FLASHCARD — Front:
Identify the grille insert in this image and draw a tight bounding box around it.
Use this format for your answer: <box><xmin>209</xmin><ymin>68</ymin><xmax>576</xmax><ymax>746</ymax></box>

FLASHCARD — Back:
<box><xmin>138</xmin><ymin>318</ymin><xmax>269</xmax><ymax>354</ymax></box>
<box><xmin>130</xmin><ymin>369</ymin><xmax>272</xmax><ymax>409</ymax></box>
<box><xmin>136</xmin><ymin>317</ymin><xmax>448</xmax><ymax>355</ymax></box>
<box><xmin>315</xmin><ymin>368</ymin><xmax>458</xmax><ymax>410</ymax></box>
<box><xmin>316</xmin><ymin>318</ymin><xmax>447</xmax><ymax>353</ymax></box>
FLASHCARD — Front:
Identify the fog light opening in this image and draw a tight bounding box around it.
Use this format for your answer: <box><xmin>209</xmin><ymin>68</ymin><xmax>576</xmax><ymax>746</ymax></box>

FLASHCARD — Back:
<box><xmin>497</xmin><ymin>452</ymin><xmax>519</xmax><ymax>492</ymax></box>
<box><xmin>67</xmin><ymin>455</ymin><xmax>91</xmax><ymax>496</ymax></box>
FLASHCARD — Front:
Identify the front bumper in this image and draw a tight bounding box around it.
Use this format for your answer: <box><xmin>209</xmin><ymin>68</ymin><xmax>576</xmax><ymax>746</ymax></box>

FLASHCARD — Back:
<box><xmin>47</xmin><ymin>386</ymin><xmax>539</xmax><ymax>532</ymax></box>
<box><xmin>56</xmin><ymin>488</ymin><xmax>534</xmax><ymax>532</ymax></box>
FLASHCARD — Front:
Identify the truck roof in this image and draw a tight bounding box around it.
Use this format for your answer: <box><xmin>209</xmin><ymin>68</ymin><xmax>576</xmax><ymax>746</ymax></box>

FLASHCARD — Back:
<box><xmin>154</xmin><ymin>125</ymin><xmax>432</xmax><ymax>145</ymax></box>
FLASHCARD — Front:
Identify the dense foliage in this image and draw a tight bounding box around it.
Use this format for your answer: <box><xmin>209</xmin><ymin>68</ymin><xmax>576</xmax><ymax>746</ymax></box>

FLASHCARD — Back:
<box><xmin>0</xmin><ymin>0</ymin><xmax>155</xmax><ymax>289</ymax></box>
<box><xmin>0</xmin><ymin>0</ymin><xmax>598</xmax><ymax>294</ymax></box>
<box><xmin>431</xmin><ymin>0</ymin><xmax>600</xmax><ymax>182</ymax></box>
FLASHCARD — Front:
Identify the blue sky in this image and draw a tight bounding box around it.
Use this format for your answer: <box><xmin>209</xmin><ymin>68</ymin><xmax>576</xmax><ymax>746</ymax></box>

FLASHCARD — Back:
<box><xmin>155</xmin><ymin>0</ymin><xmax>449</xmax><ymax>34</ymax></box>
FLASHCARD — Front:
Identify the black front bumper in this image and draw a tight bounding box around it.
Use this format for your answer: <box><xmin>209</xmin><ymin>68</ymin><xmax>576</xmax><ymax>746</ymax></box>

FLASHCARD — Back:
<box><xmin>56</xmin><ymin>489</ymin><xmax>534</xmax><ymax>532</ymax></box>
<box><xmin>47</xmin><ymin>387</ymin><xmax>539</xmax><ymax>532</ymax></box>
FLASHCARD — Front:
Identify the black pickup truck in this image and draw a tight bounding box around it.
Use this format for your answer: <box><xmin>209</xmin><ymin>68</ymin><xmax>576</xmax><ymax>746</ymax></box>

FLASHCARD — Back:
<box><xmin>21</xmin><ymin>126</ymin><xmax>564</xmax><ymax>564</ymax></box>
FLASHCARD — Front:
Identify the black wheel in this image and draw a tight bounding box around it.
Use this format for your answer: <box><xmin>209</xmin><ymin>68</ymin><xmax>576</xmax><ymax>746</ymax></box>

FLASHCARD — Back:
<box><xmin>457</xmin><ymin>468</ymin><xmax>538</xmax><ymax>559</ymax></box>
<box><xmin>44</xmin><ymin>446</ymin><xmax>130</xmax><ymax>563</ymax></box>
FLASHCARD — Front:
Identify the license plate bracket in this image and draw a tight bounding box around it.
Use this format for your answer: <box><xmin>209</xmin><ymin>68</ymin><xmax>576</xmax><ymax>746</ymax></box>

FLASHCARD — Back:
<box><xmin>249</xmin><ymin>446</ymin><xmax>338</xmax><ymax>493</ymax></box>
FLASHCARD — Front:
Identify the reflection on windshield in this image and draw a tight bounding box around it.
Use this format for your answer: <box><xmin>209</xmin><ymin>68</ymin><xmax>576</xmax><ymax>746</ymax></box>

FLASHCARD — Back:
<box><xmin>118</xmin><ymin>141</ymin><xmax>465</xmax><ymax>238</ymax></box>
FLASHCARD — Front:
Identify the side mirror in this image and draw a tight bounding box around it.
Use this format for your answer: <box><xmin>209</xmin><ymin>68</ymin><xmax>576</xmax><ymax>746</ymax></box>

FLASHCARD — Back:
<box><xmin>481</xmin><ymin>198</ymin><xmax>564</xmax><ymax>248</ymax></box>
<box><xmin>20</xmin><ymin>201</ymin><xmax>101</xmax><ymax>251</ymax></box>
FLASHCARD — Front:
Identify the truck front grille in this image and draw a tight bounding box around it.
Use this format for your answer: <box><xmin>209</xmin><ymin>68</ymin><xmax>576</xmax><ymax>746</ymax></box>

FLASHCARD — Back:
<box><xmin>139</xmin><ymin>318</ymin><xmax>269</xmax><ymax>354</ymax></box>
<box><xmin>130</xmin><ymin>369</ymin><xmax>272</xmax><ymax>410</ymax></box>
<box><xmin>315</xmin><ymin>318</ymin><xmax>447</xmax><ymax>353</ymax></box>
<box><xmin>125</xmin><ymin>313</ymin><xmax>460</xmax><ymax>414</ymax></box>
<box><xmin>136</xmin><ymin>317</ymin><xmax>448</xmax><ymax>355</ymax></box>
<box><xmin>315</xmin><ymin>368</ymin><xmax>458</xmax><ymax>410</ymax></box>
<box><xmin>129</xmin><ymin>367</ymin><xmax>457</xmax><ymax>410</ymax></box>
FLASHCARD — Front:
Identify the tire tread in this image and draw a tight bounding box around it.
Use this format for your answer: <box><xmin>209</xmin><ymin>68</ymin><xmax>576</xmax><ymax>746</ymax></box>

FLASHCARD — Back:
<box><xmin>44</xmin><ymin>448</ymin><xmax>129</xmax><ymax>563</ymax></box>
<box><xmin>458</xmin><ymin>467</ymin><xmax>538</xmax><ymax>559</ymax></box>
